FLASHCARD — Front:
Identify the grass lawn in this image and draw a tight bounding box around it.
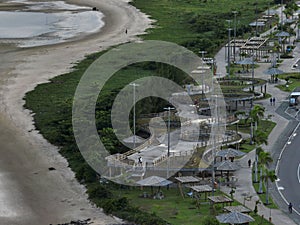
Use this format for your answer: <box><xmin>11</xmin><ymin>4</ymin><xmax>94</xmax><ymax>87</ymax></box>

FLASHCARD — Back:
<box><xmin>114</xmin><ymin>186</ymin><xmax>272</xmax><ymax>225</ymax></box>
<box><xmin>276</xmin><ymin>73</ymin><xmax>300</xmax><ymax>92</ymax></box>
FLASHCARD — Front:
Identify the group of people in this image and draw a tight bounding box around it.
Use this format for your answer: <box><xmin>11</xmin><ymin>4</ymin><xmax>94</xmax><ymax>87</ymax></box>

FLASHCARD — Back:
<box><xmin>270</xmin><ymin>97</ymin><xmax>276</xmax><ymax>106</ymax></box>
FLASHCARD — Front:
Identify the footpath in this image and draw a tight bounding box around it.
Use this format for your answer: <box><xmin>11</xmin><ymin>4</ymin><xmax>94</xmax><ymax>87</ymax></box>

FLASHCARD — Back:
<box><xmin>214</xmin><ymin>6</ymin><xmax>299</xmax><ymax>225</ymax></box>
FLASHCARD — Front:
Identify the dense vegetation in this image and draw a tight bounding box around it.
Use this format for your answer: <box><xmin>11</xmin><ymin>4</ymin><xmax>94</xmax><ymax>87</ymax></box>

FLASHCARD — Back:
<box><xmin>25</xmin><ymin>0</ymin><xmax>277</xmax><ymax>224</ymax></box>
<box><xmin>132</xmin><ymin>0</ymin><xmax>274</xmax><ymax>55</ymax></box>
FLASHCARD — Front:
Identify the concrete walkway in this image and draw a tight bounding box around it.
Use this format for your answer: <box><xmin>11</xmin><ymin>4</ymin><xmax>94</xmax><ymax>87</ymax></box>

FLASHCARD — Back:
<box><xmin>214</xmin><ymin>5</ymin><xmax>298</xmax><ymax>225</ymax></box>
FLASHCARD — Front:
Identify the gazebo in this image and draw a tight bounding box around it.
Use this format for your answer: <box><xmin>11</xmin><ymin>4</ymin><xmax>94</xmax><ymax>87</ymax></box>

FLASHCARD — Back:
<box><xmin>216</xmin><ymin>211</ymin><xmax>254</xmax><ymax>224</ymax></box>
<box><xmin>214</xmin><ymin>161</ymin><xmax>240</xmax><ymax>186</ymax></box>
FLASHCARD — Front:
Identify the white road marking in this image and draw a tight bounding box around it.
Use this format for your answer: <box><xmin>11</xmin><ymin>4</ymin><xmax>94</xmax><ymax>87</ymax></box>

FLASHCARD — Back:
<box><xmin>298</xmin><ymin>163</ymin><xmax>300</xmax><ymax>184</ymax></box>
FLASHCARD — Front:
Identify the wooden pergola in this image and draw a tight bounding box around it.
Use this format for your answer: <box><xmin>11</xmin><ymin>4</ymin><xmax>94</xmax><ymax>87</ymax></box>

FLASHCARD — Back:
<box><xmin>175</xmin><ymin>176</ymin><xmax>200</xmax><ymax>198</ymax></box>
<box><xmin>190</xmin><ymin>184</ymin><xmax>212</xmax><ymax>200</ymax></box>
<box><xmin>208</xmin><ymin>195</ymin><xmax>233</xmax><ymax>207</ymax></box>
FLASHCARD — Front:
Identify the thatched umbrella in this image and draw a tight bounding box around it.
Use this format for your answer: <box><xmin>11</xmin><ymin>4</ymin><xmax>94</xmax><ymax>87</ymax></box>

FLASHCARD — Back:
<box><xmin>236</xmin><ymin>57</ymin><xmax>256</xmax><ymax>72</ymax></box>
<box><xmin>136</xmin><ymin>176</ymin><xmax>172</xmax><ymax>196</ymax></box>
<box><xmin>137</xmin><ymin>176</ymin><xmax>172</xmax><ymax>187</ymax></box>
<box><xmin>216</xmin><ymin>148</ymin><xmax>245</xmax><ymax>159</ymax></box>
<box><xmin>215</xmin><ymin>161</ymin><xmax>240</xmax><ymax>172</ymax></box>
<box><xmin>275</xmin><ymin>31</ymin><xmax>290</xmax><ymax>53</ymax></box>
<box><xmin>263</xmin><ymin>67</ymin><xmax>284</xmax><ymax>82</ymax></box>
<box><xmin>216</xmin><ymin>211</ymin><xmax>254</xmax><ymax>224</ymax></box>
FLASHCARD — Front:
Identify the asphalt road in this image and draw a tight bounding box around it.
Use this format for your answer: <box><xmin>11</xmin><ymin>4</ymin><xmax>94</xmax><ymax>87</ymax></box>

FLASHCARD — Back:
<box><xmin>277</xmin><ymin>122</ymin><xmax>300</xmax><ymax>222</ymax></box>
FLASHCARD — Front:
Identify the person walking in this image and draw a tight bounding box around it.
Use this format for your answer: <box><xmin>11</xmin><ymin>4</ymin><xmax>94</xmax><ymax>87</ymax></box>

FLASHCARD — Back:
<box><xmin>270</xmin><ymin>97</ymin><xmax>273</xmax><ymax>106</ymax></box>
<box><xmin>248</xmin><ymin>159</ymin><xmax>252</xmax><ymax>168</ymax></box>
<box><xmin>289</xmin><ymin>202</ymin><xmax>293</xmax><ymax>213</ymax></box>
<box><xmin>273</xmin><ymin>97</ymin><xmax>276</xmax><ymax>106</ymax></box>
<box><xmin>138</xmin><ymin>156</ymin><xmax>143</xmax><ymax>166</ymax></box>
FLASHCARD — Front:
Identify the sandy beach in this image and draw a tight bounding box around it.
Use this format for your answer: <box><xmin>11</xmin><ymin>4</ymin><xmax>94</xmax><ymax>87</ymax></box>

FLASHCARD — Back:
<box><xmin>0</xmin><ymin>0</ymin><xmax>152</xmax><ymax>224</ymax></box>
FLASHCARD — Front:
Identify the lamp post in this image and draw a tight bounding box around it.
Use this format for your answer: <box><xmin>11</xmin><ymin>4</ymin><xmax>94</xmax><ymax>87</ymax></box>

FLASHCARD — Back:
<box><xmin>164</xmin><ymin>107</ymin><xmax>175</xmax><ymax>157</ymax></box>
<box><xmin>199</xmin><ymin>50</ymin><xmax>207</xmax><ymax>95</ymax></box>
<box><xmin>255</xmin><ymin>0</ymin><xmax>258</xmax><ymax>36</ymax></box>
<box><xmin>226</xmin><ymin>20</ymin><xmax>232</xmax><ymax>77</ymax></box>
<box><xmin>232</xmin><ymin>11</ymin><xmax>238</xmax><ymax>62</ymax></box>
<box><xmin>164</xmin><ymin>106</ymin><xmax>175</xmax><ymax>178</ymax></box>
<box><xmin>130</xmin><ymin>83</ymin><xmax>139</xmax><ymax>148</ymax></box>
<box><xmin>191</xmin><ymin>69</ymin><xmax>206</xmax><ymax>96</ymax></box>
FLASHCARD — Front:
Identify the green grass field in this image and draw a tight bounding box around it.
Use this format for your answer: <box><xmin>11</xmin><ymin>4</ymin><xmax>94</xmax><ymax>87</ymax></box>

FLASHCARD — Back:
<box><xmin>114</xmin><ymin>186</ymin><xmax>272</xmax><ymax>225</ymax></box>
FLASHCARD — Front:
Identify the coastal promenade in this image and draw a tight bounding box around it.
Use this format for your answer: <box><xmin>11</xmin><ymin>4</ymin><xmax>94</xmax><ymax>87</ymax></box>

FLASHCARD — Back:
<box><xmin>215</xmin><ymin>7</ymin><xmax>299</xmax><ymax>224</ymax></box>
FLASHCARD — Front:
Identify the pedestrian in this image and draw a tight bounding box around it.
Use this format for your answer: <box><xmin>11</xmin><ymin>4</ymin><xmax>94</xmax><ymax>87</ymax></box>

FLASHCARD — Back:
<box><xmin>248</xmin><ymin>159</ymin><xmax>251</xmax><ymax>168</ymax></box>
<box><xmin>138</xmin><ymin>156</ymin><xmax>143</xmax><ymax>166</ymax></box>
<box><xmin>273</xmin><ymin>97</ymin><xmax>276</xmax><ymax>106</ymax></box>
<box><xmin>289</xmin><ymin>202</ymin><xmax>293</xmax><ymax>213</ymax></box>
<box><xmin>125</xmin><ymin>29</ymin><xmax>128</xmax><ymax>34</ymax></box>
<box><xmin>270</xmin><ymin>97</ymin><xmax>273</xmax><ymax>105</ymax></box>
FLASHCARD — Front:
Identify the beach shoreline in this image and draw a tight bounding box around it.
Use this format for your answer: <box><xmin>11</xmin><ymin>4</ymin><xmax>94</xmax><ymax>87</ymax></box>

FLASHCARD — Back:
<box><xmin>0</xmin><ymin>0</ymin><xmax>152</xmax><ymax>224</ymax></box>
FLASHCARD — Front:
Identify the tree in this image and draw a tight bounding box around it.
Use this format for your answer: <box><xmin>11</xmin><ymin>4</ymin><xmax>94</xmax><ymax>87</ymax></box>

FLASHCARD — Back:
<box><xmin>253</xmin><ymin>131</ymin><xmax>268</xmax><ymax>183</ymax></box>
<box><xmin>258</xmin><ymin>151</ymin><xmax>273</xmax><ymax>194</ymax></box>
<box><xmin>262</xmin><ymin>169</ymin><xmax>277</xmax><ymax>205</ymax></box>
<box><xmin>249</xmin><ymin>105</ymin><xmax>265</xmax><ymax>131</ymax></box>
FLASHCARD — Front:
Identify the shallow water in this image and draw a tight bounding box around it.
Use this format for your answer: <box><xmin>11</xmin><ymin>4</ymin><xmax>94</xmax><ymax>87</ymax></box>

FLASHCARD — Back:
<box><xmin>0</xmin><ymin>0</ymin><xmax>104</xmax><ymax>47</ymax></box>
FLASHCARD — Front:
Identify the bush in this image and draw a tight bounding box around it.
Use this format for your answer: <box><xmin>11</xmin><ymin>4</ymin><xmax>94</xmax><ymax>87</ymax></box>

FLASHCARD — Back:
<box><xmin>87</xmin><ymin>183</ymin><xmax>113</xmax><ymax>200</ymax></box>
<box><xmin>203</xmin><ymin>216</ymin><xmax>220</xmax><ymax>225</ymax></box>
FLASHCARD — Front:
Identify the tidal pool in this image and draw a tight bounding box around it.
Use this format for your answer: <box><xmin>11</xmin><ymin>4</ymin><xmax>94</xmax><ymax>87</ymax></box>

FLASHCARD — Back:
<box><xmin>0</xmin><ymin>0</ymin><xmax>104</xmax><ymax>47</ymax></box>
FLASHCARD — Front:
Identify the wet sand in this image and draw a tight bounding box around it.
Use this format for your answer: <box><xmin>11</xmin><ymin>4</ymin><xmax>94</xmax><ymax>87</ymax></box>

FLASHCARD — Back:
<box><xmin>0</xmin><ymin>0</ymin><xmax>152</xmax><ymax>224</ymax></box>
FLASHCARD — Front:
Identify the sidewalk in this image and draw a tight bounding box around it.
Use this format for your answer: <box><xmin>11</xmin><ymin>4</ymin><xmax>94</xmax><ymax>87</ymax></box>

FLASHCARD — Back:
<box><xmin>220</xmin><ymin>152</ymin><xmax>296</xmax><ymax>225</ymax></box>
<box><xmin>214</xmin><ymin>5</ymin><xmax>298</xmax><ymax>225</ymax></box>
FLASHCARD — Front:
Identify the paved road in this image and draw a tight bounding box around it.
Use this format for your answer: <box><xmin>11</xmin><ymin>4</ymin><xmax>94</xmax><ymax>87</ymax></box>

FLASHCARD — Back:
<box><xmin>276</xmin><ymin>122</ymin><xmax>300</xmax><ymax>224</ymax></box>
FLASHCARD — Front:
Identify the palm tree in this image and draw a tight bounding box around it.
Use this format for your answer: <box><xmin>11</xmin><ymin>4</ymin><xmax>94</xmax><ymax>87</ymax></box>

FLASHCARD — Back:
<box><xmin>249</xmin><ymin>105</ymin><xmax>265</xmax><ymax>130</ymax></box>
<box><xmin>262</xmin><ymin>169</ymin><xmax>277</xmax><ymax>205</ymax></box>
<box><xmin>247</xmin><ymin>105</ymin><xmax>265</xmax><ymax>144</ymax></box>
<box><xmin>258</xmin><ymin>151</ymin><xmax>273</xmax><ymax>194</ymax></box>
<box><xmin>273</xmin><ymin>41</ymin><xmax>281</xmax><ymax>62</ymax></box>
<box><xmin>253</xmin><ymin>130</ymin><xmax>268</xmax><ymax>183</ymax></box>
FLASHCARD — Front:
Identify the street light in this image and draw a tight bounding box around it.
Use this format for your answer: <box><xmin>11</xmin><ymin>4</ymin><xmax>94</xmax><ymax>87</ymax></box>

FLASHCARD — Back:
<box><xmin>232</xmin><ymin>11</ymin><xmax>238</xmax><ymax>62</ymax></box>
<box><xmin>164</xmin><ymin>107</ymin><xmax>175</xmax><ymax>157</ymax></box>
<box><xmin>255</xmin><ymin>0</ymin><xmax>258</xmax><ymax>36</ymax></box>
<box><xmin>199</xmin><ymin>50</ymin><xmax>207</xmax><ymax>95</ymax></box>
<box><xmin>226</xmin><ymin>20</ymin><xmax>232</xmax><ymax>77</ymax></box>
<box><xmin>164</xmin><ymin>106</ymin><xmax>175</xmax><ymax>178</ymax></box>
<box><xmin>191</xmin><ymin>69</ymin><xmax>206</xmax><ymax>96</ymax></box>
<box><xmin>130</xmin><ymin>82</ymin><xmax>139</xmax><ymax>148</ymax></box>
